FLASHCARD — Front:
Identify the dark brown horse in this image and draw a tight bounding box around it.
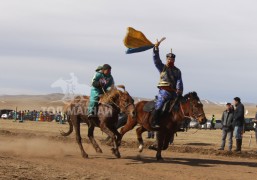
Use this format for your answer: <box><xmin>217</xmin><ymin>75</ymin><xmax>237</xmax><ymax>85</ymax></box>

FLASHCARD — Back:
<box><xmin>120</xmin><ymin>92</ymin><xmax>207</xmax><ymax>160</ymax></box>
<box><xmin>60</xmin><ymin>85</ymin><xmax>135</xmax><ymax>158</ymax></box>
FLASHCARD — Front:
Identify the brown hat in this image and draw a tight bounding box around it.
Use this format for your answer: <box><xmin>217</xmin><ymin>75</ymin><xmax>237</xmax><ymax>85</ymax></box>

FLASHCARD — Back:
<box><xmin>102</xmin><ymin>64</ymin><xmax>112</xmax><ymax>70</ymax></box>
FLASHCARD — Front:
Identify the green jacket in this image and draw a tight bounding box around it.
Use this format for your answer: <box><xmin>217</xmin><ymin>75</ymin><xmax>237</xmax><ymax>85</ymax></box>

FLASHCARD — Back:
<box><xmin>91</xmin><ymin>72</ymin><xmax>114</xmax><ymax>95</ymax></box>
<box><xmin>88</xmin><ymin>72</ymin><xmax>114</xmax><ymax>115</ymax></box>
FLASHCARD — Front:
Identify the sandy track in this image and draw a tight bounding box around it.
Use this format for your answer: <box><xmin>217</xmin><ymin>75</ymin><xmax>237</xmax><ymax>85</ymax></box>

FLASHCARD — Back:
<box><xmin>1</xmin><ymin>120</ymin><xmax>257</xmax><ymax>180</ymax></box>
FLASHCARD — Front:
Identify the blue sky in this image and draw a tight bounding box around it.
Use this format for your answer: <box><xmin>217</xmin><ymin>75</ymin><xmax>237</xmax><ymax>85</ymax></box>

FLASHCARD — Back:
<box><xmin>0</xmin><ymin>0</ymin><xmax>256</xmax><ymax>103</ymax></box>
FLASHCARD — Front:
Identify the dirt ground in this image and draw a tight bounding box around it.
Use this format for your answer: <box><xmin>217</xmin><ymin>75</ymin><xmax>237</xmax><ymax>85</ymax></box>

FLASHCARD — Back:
<box><xmin>1</xmin><ymin>119</ymin><xmax>257</xmax><ymax>180</ymax></box>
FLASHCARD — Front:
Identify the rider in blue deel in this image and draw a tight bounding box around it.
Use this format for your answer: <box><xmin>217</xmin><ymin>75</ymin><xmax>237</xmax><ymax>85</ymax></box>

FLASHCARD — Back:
<box><xmin>151</xmin><ymin>41</ymin><xmax>183</xmax><ymax>128</ymax></box>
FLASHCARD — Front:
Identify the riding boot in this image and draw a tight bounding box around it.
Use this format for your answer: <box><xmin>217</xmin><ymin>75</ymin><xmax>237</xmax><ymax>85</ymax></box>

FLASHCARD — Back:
<box><xmin>151</xmin><ymin>109</ymin><xmax>161</xmax><ymax>128</ymax></box>
<box><xmin>88</xmin><ymin>111</ymin><xmax>96</xmax><ymax>119</ymax></box>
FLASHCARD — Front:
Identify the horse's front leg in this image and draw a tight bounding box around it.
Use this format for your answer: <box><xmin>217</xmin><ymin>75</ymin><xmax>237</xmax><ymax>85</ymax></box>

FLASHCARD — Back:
<box><xmin>111</xmin><ymin>126</ymin><xmax>122</xmax><ymax>147</ymax></box>
<box><xmin>136</xmin><ymin>126</ymin><xmax>147</xmax><ymax>152</ymax></box>
<box><xmin>100</xmin><ymin>122</ymin><xmax>121</xmax><ymax>158</ymax></box>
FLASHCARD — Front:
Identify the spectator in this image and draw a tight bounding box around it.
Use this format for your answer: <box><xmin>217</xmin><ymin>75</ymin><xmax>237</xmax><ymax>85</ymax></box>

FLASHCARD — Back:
<box><xmin>19</xmin><ymin>111</ymin><xmax>24</xmax><ymax>123</ymax></box>
<box><xmin>12</xmin><ymin>111</ymin><xmax>16</xmax><ymax>122</ymax></box>
<box><xmin>211</xmin><ymin>114</ymin><xmax>216</xmax><ymax>129</ymax></box>
<box><xmin>147</xmin><ymin>131</ymin><xmax>155</xmax><ymax>139</ymax></box>
<box><xmin>33</xmin><ymin>110</ymin><xmax>37</xmax><ymax>121</ymax></box>
<box><xmin>8</xmin><ymin>111</ymin><xmax>12</xmax><ymax>119</ymax></box>
<box><xmin>233</xmin><ymin>97</ymin><xmax>244</xmax><ymax>153</ymax></box>
<box><xmin>252</xmin><ymin>105</ymin><xmax>257</xmax><ymax>146</ymax></box>
<box><xmin>218</xmin><ymin>103</ymin><xmax>234</xmax><ymax>151</ymax></box>
<box><xmin>60</xmin><ymin>112</ymin><xmax>64</xmax><ymax>124</ymax></box>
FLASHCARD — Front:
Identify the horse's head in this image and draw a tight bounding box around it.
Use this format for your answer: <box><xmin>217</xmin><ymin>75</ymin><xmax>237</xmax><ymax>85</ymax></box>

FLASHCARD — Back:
<box><xmin>100</xmin><ymin>85</ymin><xmax>136</xmax><ymax>118</ymax></box>
<box><xmin>183</xmin><ymin>92</ymin><xmax>207</xmax><ymax>125</ymax></box>
<box><xmin>116</xmin><ymin>85</ymin><xmax>136</xmax><ymax>118</ymax></box>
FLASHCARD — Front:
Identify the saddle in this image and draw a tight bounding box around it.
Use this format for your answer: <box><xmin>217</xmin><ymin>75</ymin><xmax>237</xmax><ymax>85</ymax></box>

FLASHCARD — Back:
<box><xmin>143</xmin><ymin>95</ymin><xmax>184</xmax><ymax>113</ymax></box>
<box><xmin>143</xmin><ymin>100</ymin><xmax>155</xmax><ymax>112</ymax></box>
<box><xmin>143</xmin><ymin>99</ymin><xmax>171</xmax><ymax>113</ymax></box>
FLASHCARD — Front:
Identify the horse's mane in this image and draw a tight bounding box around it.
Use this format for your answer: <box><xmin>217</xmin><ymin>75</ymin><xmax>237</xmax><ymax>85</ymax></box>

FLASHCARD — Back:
<box><xmin>184</xmin><ymin>91</ymin><xmax>199</xmax><ymax>101</ymax></box>
<box><xmin>100</xmin><ymin>88</ymin><xmax>121</xmax><ymax>104</ymax></box>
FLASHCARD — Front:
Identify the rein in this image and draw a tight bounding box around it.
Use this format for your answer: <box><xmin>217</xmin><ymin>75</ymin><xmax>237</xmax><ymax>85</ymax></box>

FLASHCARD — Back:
<box><xmin>180</xmin><ymin>101</ymin><xmax>190</xmax><ymax>119</ymax></box>
<box><xmin>178</xmin><ymin>100</ymin><xmax>200</xmax><ymax>135</ymax></box>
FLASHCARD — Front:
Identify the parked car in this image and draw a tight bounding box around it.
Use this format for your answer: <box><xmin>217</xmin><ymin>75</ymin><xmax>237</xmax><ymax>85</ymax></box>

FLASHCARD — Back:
<box><xmin>189</xmin><ymin>119</ymin><xmax>199</xmax><ymax>128</ymax></box>
<box><xmin>1</xmin><ymin>114</ymin><xmax>8</xmax><ymax>119</ymax></box>
<box><xmin>244</xmin><ymin>118</ymin><xmax>255</xmax><ymax>132</ymax></box>
<box><xmin>214</xmin><ymin>120</ymin><xmax>222</xmax><ymax>129</ymax></box>
<box><xmin>201</xmin><ymin>120</ymin><xmax>222</xmax><ymax>129</ymax></box>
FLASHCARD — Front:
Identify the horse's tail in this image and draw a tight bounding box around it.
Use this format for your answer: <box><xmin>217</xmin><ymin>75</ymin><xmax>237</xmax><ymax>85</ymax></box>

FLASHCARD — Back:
<box><xmin>60</xmin><ymin>115</ymin><xmax>73</xmax><ymax>136</ymax></box>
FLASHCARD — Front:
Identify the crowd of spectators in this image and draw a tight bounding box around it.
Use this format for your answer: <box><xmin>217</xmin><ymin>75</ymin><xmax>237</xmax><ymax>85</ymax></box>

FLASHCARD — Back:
<box><xmin>4</xmin><ymin>110</ymin><xmax>66</xmax><ymax>123</ymax></box>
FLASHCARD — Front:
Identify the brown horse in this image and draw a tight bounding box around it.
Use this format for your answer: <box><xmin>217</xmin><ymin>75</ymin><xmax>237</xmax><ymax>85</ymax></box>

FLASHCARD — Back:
<box><xmin>120</xmin><ymin>91</ymin><xmax>207</xmax><ymax>160</ymax></box>
<box><xmin>60</xmin><ymin>85</ymin><xmax>135</xmax><ymax>158</ymax></box>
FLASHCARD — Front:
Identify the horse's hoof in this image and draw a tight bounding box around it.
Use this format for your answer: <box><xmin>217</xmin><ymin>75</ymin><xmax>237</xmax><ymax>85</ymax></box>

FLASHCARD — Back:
<box><xmin>156</xmin><ymin>156</ymin><xmax>164</xmax><ymax>161</ymax></box>
<box><xmin>138</xmin><ymin>144</ymin><xmax>144</xmax><ymax>153</ymax></box>
<box><xmin>82</xmin><ymin>153</ymin><xmax>89</xmax><ymax>159</ymax></box>
<box><xmin>115</xmin><ymin>151</ymin><xmax>121</xmax><ymax>158</ymax></box>
<box><xmin>148</xmin><ymin>145</ymin><xmax>157</xmax><ymax>151</ymax></box>
<box><xmin>111</xmin><ymin>148</ymin><xmax>121</xmax><ymax>158</ymax></box>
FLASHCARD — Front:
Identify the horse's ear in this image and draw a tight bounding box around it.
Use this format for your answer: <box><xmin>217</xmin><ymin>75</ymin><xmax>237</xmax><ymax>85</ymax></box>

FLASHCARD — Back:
<box><xmin>109</xmin><ymin>84</ymin><xmax>116</xmax><ymax>91</ymax></box>
<box><xmin>191</xmin><ymin>91</ymin><xmax>198</xmax><ymax>98</ymax></box>
<box><xmin>116</xmin><ymin>85</ymin><xmax>125</xmax><ymax>92</ymax></box>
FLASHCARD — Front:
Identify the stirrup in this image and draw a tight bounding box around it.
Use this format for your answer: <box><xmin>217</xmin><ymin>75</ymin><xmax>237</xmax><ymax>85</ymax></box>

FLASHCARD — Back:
<box><xmin>151</xmin><ymin>122</ymin><xmax>160</xmax><ymax>128</ymax></box>
<box><xmin>88</xmin><ymin>113</ymin><xmax>94</xmax><ymax>118</ymax></box>
<box><xmin>153</xmin><ymin>124</ymin><xmax>160</xmax><ymax>128</ymax></box>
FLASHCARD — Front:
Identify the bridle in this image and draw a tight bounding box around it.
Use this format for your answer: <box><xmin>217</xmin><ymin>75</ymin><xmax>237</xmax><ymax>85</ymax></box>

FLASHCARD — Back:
<box><xmin>180</xmin><ymin>96</ymin><xmax>204</xmax><ymax>120</ymax></box>
<box><xmin>119</xmin><ymin>93</ymin><xmax>135</xmax><ymax>113</ymax></box>
<box><xmin>101</xmin><ymin>87</ymin><xmax>134</xmax><ymax>113</ymax></box>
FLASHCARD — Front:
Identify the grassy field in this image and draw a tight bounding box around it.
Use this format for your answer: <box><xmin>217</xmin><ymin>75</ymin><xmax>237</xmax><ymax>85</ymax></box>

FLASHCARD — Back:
<box><xmin>1</xmin><ymin>119</ymin><xmax>257</xmax><ymax>180</ymax></box>
<box><xmin>1</xmin><ymin>119</ymin><xmax>257</xmax><ymax>151</ymax></box>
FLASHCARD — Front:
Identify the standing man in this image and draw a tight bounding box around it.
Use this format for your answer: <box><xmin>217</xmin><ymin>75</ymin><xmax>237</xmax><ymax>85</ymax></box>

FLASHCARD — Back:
<box><xmin>12</xmin><ymin>110</ymin><xmax>17</xmax><ymax>122</ymax></box>
<box><xmin>218</xmin><ymin>103</ymin><xmax>234</xmax><ymax>151</ymax></box>
<box><xmin>233</xmin><ymin>97</ymin><xmax>245</xmax><ymax>152</ymax></box>
<box><xmin>19</xmin><ymin>110</ymin><xmax>24</xmax><ymax>123</ymax></box>
<box><xmin>151</xmin><ymin>41</ymin><xmax>183</xmax><ymax>128</ymax></box>
<box><xmin>88</xmin><ymin>64</ymin><xmax>114</xmax><ymax>117</ymax></box>
<box><xmin>252</xmin><ymin>105</ymin><xmax>257</xmax><ymax>145</ymax></box>
<box><xmin>147</xmin><ymin>131</ymin><xmax>155</xmax><ymax>139</ymax></box>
